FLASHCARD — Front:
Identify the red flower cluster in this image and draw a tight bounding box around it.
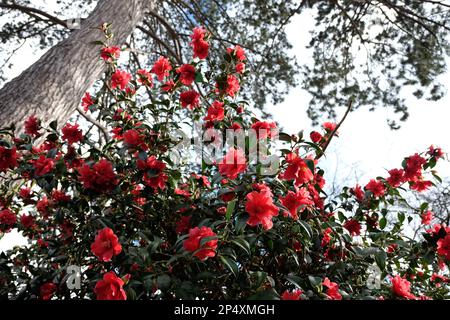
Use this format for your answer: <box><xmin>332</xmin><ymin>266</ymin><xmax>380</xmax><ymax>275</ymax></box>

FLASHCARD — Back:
<box><xmin>279</xmin><ymin>188</ymin><xmax>313</xmax><ymax>220</ymax></box>
<box><xmin>94</xmin><ymin>271</ymin><xmax>127</xmax><ymax>300</ymax></box>
<box><xmin>391</xmin><ymin>275</ymin><xmax>416</xmax><ymax>299</ymax></box>
<box><xmin>216</xmin><ymin>75</ymin><xmax>240</xmax><ymax>97</ymax></box>
<box><xmin>281</xmin><ymin>289</ymin><xmax>302</xmax><ymax>300</ymax></box>
<box><xmin>137</xmin><ymin>69</ymin><xmax>153</xmax><ymax>87</ymax></box>
<box><xmin>91</xmin><ymin>227</ymin><xmax>122</xmax><ymax>262</ymax></box>
<box><xmin>245</xmin><ymin>188</ymin><xmax>279</xmax><ymax>230</ymax></box>
<box><xmin>0</xmin><ymin>146</ymin><xmax>18</xmax><ymax>172</ymax></box>
<box><xmin>32</xmin><ymin>155</ymin><xmax>54</xmax><ymax>176</ymax></box>
<box><xmin>152</xmin><ymin>56</ymin><xmax>172</xmax><ymax>81</ymax></box>
<box><xmin>137</xmin><ymin>156</ymin><xmax>168</xmax><ymax>190</ymax></box>
<box><xmin>365</xmin><ymin>179</ymin><xmax>386</xmax><ymax>198</ymax></box>
<box><xmin>180</xmin><ymin>90</ymin><xmax>200</xmax><ymax>109</ymax></box>
<box><xmin>24</xmin><ymin>115</ymin><xmax>41</xmax><ymax>136</ymax></box>
<box><xmin>218</xmin><ymin>147</ymin><xmax>247</xmax><ymax>180</ymax></box>
<box><xmin>183</xmin><ymin>226</ymin><xmax>218</xmax><ymax>260</ymax></box>
<box><xmin>0</xmin><ymin>208</ymin><xmax>16</xmax><ymax>231</ymax></box>
<box><xmin>40</xmin><ymin>282</ymin><xmax>57</xmax><ymax>300</ymax></box>
<box><xmin>251</xmin><ymin>121</ymin><xmax>277</xmax><ymax>139</ymax></box>
<box><xmin>122</xmin><ymin>129</ymin><xmax>145</xmax><ymax>149</ymax></box>
<box><xmin>176</xmin><ymin>64</ymin><xmax>196</xmax><ymax>86</ymax></box>
<box><xmin>344</xmin><ymin>219</ymin><xmax>362</xmax><ymax>236</ymax></box>
<box><xmin>279</xmin><ymin>152</ymin><xmax>314</xmax><ymax>186</ymax></box>
<box><xmin>437</xmin><ymin>234</ymin><xmax>450</xmax><ymax>261</ymax></box>
<box><xmin>323</xmin><ymin>277</ymin><xmax>342</xmax><ymax>300</ymax></box>
<box><xmin>62</xmin><ymin>123</ymin><xmax>83</xmax><ymax>145</ymax></box>
<box><xmin>190</xmin><ymin>26</ymin><xmax>209</xmax><ymax>59</ymax></box>
<box><xmin>100</xmin><ymin>46</ymin><xmax>120</xmax><ymax>62</ymax></box>
<box><xmin>111</xmin><ymin>69</ymin><xmax>131</xmax><ymax>90</ymax></box>
<box><xmin>204</xmin><ymin>101</ymin><xmax>225</xmax><ymax>122</ymax></box>
<box><xmin>78</xmin><ymin>159</ymin><xmax>118</xmax><ymax>193</ymax></box>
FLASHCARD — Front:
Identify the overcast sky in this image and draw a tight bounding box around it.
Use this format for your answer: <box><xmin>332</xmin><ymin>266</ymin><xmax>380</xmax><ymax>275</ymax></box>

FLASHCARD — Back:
<box><xmin>1</xmin><ymin>7</ymin><xmax>450</xmax><ymax>251</ymax></box>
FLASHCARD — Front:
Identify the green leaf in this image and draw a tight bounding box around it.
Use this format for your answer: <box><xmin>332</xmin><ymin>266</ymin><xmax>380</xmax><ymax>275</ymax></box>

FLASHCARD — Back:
<box><xmin>219</xmin><ymin>255</ymin><xmax>239</xmax><ymax>277</ymax></box>
<box><xmin>285</xmin><ymin>275</ymin><xmax>303</xmax><ymax>290</ymax></box>
<box><xmin>225</xmin><ymin>199</ymin><xmax>237</xmax><ymax>221</ymax></box>
<box><xmin>248</xmin><ymin>288</ymin><xmax>278</xmax><ymax>300</ymax></box>
<box><xmin>157</xmin><ymin>274</ymin><xmax>171</xmax><ymax>290</ymax></box>
<box><xmin>231</xmin><ymin>238</ymin><xmax>251</xmax><ymax>255</ymax></box>
<box><xmin>374</xmin><ymin>250</ymin><xmax>387</xmax><ymax>271</ymax></box>
<box><xmin>379</xmin><ymin>217</ymin><xmax>387</xmax><ymax>230</ymax></box>
<box><xmin>298</xmin><ymin>220</ymin><xmax>312</xmax><ymax>238</ymax></box>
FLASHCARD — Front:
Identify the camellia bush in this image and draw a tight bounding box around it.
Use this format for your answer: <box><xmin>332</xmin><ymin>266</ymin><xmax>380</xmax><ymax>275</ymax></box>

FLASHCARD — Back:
<box><xmin>0</xmin><ymin>25</ymin><xmax>449</xmax><ymax>301</ymax></box>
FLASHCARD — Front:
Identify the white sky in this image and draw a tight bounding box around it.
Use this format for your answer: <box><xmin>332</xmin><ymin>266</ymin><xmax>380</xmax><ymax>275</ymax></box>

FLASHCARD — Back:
<box><xmin>1</xmin><ymin>7</ymin><xmax>450</xmax><ymax>251</ymax></box>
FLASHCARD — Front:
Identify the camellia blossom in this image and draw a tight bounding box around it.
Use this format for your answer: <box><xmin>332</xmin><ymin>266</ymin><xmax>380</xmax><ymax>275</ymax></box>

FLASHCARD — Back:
<box><xmin>387</xmin><ymin>168</ymin><xmax>405</xmax><ymax>188</ymax></box>
<box><xmin>32</xmin><ymin>155</ymin><xmax>55</xmax><ymax>176</ymax></box>
<box><xmin>0</xmin><ymin>146</ymin><xmax>19</xmax><ymax>173</ymax></box>
<box><xmin>180</xmin><ymin>90</ymin><xmax>200</xmax><ymax>109</ymax></box>
<box><xmin>404</xmin><ymin>153</ymin><xmax>427</xmax><ymax>180</ymax></box>
<box><xmin>40</xmin><ymin>282</ymin><xmax>57</xmax><ymax>300</ymax></box>
<box><xmin>24</xmin><ymin>115</ymin><xmax>41</xmax><ymax>136</ymax></box>
<box><xmin>365</xmin><ymin>179</ymin><xmax>386</xmax><ymax>198</ymax></box>
<box><xmin>62</xmin><ymin>123</ymin><xmax>83</xmax><ymax>145</ymax></box>
<box><xmin>281</xmin><ymin>289</ymin><xmax>302</xmax><ymax>300</ymax></box>
<box><xmin>94</xmin><ymin>271</ymin><xmax>127</xmax><ymax>300</ymax></box>
<box><xmin>151</xmin><ymin>56</ymin><xmax>172</xmax><ymax>81</ymax></box>
<box><xmin>279</xmin><ymin>188</ymin><xmax>314</xmax><ymax>220</ymax></box>
<box><xmin>111</xmin><ymin>69</ymin><xmax>131</xmax><ymax>90</ymax></box>
<box><xmin>437</xmin><ymin>234</ymin><xmax>450</xmax><ymax>261</ymax></box>
<box><xmin>251</xmin><ymin>121</ymin><xmax>277</xmax><ymax>139</ymax></box>
<box><xmin>322</xmin><ymin>277</ymin><xmax>342</xmax><ymax>300</ymax></box>
<box><xmin>216</xmin><ymin>74</ymin><xmax>240</xmax><ymax>97</ymax></box>
<box><xmin>321</xmin><ymin>227</ymin><xmax>332</xmax><ymax>247</ymax></box>
<box><xmin>137</xmin><ymin>156</ymin><xmax>168</xmax><ymax>190</ymax></box>
<box><xmin>81</xmin><ymin>92</ymin><xmax>95</xmax><ymax>112</ymax></box>
<box><xmin>122</xmin><ymin>129</ymin><xmax>144</xmax><ymax>149</ymax></box>
<box><xmin>227</xmin><ymin>45</ymin><xmax>246</xmax><ymax>61</ymax></box>
<box><xmin>310</xmin><ymin>131</ymin><xmax>323</xmax><ymax>143</ymax></box>
<box><xmin>344</xmin><ymin>219</ymin><xmax>362</xmax><ymax>236</ymax></box>
<box><xmin>100</xmin><ymin>46</ymin><xmax>120</xmax><ymax>62</ymax></box>
<box><xmin>190</xmin><ymin>26</ymin><xmax>209</xmax><ymax>59</ymax></box>
<box><xmin>137</xmin><ymin>69</ymin><xmax>153</xmax><ymax>87</ymax></box>
<box><xmin>183</xmin><ymin>226</ymin><xmax>218</xmax><ymax>260</ymax></box>
<box><xmin>352</xmin><ymin>184</ymin><xmax>365</xmax><ymax>202</ymax></box>
<box><xmin>421</xmin><ymin>211</ymin><xmax>434</xmax><ymax>225</ymax></box>
<box><xmin>78</xmin><ymin>159</ymin><xmax>119</xmax><ymax>193</ymax></box>
<box><xmin>279</xmin><ymin>152</ymin><xmax>314</xmax><ymax>186</ymax></box>
<box><xmin>391</xmin><ymin>275</ymin><xmax>417</xmax><ymax>299</ymax></box>
<box><xmin>218</xmin><ymin>147</ymin><xmax>247</xmax><ymax>180</ymax></box>
<box><xmin>176</xmin><ymin>64</ymin><xmax>196</xmax><ymax>85</ymax></box>
<box><xmin>245</xmin><ymin>190</ymin><xmax>279</xmax><ymax>230</ymax></box>
<box><xmin>0</xmin><ymin>209</ymin><xmax>16</xmax><ymax>231</ymax></box>
<box><xmin>204</xmin><ymin>101</ymin><xmax>225</xmax><ymax>122</ymax></box>
<box><xmin>91</xmin><ymin>227</ymin><xmax>122</xmax><ymax>262</ymax></box>
<box><xmin>410</xmin><ymin>178</ymin><xmax>433</xmax><ymax>192</ymax></box>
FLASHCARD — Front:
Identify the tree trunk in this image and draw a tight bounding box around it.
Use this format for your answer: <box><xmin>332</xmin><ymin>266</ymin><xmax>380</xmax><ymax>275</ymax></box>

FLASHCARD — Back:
<box><xmin>0</xmin><ymin>0</ymin><xmax>151</xmax><ymax>133</ymax></box>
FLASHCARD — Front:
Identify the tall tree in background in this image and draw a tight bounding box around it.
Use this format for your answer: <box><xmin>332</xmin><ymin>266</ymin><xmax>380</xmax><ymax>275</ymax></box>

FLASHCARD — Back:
<box><xmin>0</xmin><ymin>0</ymin><xmax>449</xmax><ymax>131</ymax></box>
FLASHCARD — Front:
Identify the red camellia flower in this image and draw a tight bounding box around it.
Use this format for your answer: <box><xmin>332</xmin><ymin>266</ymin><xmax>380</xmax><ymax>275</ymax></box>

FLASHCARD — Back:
<box><xmin>137</xmin><ymin>156</ymin><xmax>168</xmax><ymax>190</ymax></box>
<box><xmin>421</xmin><ymin>210</ymin><xmax>434</xmax><ymax>225</ymax></box>
<box><xmin>190</xmin><ymin>26</ymin><xmax>209</xmax><ymax>59</ymax></box>
<box><xmin>151</xmin><ymin>56</ymin><xmax>172</xmax><ymax>81</ymax></box>
<box><xmin>352</xmin><ymin>184</ymin><xmax>365</xmax><ymax>202</ymax></box>
<box><xmin>204</xmin><ymin>101</ymin><xmax>225</xmax><ymax>122</ymax></box>
<box><xmin>62</xmin><ymin>123</ymin><xmax>83</xmax><ymax>145</ymax></box>
<box><xmin>404</xmin><ymin>153</ymin><xmax>427</xmax><ymax>180</ymax></box>
<box><xmin>428</xmin><ymin>145</ymin><xmax>444</xmax><ymax>159</ymax></box>
<box><xmin>100</xmin><ymin>46</ymin><xmax>120</xmax><ymax>62</ymax></box>
<box><xmin>310</xmin><ymin>131</ymin><xmax>323</xmax><ymax>143</ymax></box>
<box><xmin>0</xmin><ymin>146</ymin><xmax>19</xmax><ymax>173</ymax></box>
<box><xmin>218</xmin><ymin>147</ymin><xmax>247</xmax><ymax>180</ymax></box>
<box><xmin>78</xmin><ymin>159</ymin><xmax>118</xmax><ymax>193</ymax></box>
<box><xmin>94</xmin><ymin>271</ymin><xmax>127</xmax><ymax>300</ymax></box>
<box><xmin>0</xmin><ymin>209</ymin><xmax>16</xmax><ymax>231</ymax></box>
<box><xmin>321</xmin><ymin>227</ymin><xmax>332</xmax><ymax>247</ymax></box>
<box><xmin>279</xmin><ymin>188</ymin><xmax>314</xmax><ymax>220</ymax></box>
<box><xmin>437</xmin><ymin>234</ymin><xmax>450</xmax><ymax>261</ymax></box>
<box><xmin>216</xmin><ymin>75</ymin><xmax>240</xmax><ymax>97</ymax></box>
<box><xmin>322</xmin><ymin>122</ymin><xmax>337</xmax><ymax>133</ymax></box>
<box><xmin>24</xmin><ymin>115</ymin><xmax>41</xmax><ymax>136</ymax></box>
<box><xmin>410</xmin><ymin>178</ymin><xmax>433</xmax><ymax>192</ymax></box>
<box><xmin>281</xmin><ymin>289</ymin><xmax>302</xmax><ymax>300</ymax></box>
<box><xmin>236</xmin><ymin>62</ymin><xmax>245</xmax><ymax>74</ymax></box>
<box><xmin>279</xmin><ymin>152</ymin><xmax>314</xmax><ymax>186</ymax></box>
<box><xmin>122</xmin><ymin>129</ymin><xmax>144</xmax><ymax>149</ymax></box>
<box><xmin>162</xmin><ymin>79</ymin><xmax>175</xmax><ymax>92</ymax></box>
<box><xmin>20</xmin><ymin>214</ymin><xmax>35</xmax><ymax>229</ymax></box>
<box><xmin>365</xmin><ymin>179</ymin><xmax>386</xmax><ymax>198</ymax></box>
<box><xmin>387</xmin><ymin>168</ymin><xmax>405</xmax><ymax>188</ymax></box>
<box><xmin>180</xmin><ymin>90</ymin><xmax>200</xmax><ymax>109</ymax></box>
<box><xmin>251</xmin><ymin>121</ymin><xmax>277</xmax><ymax>139</ymax></box>
<box><xmin>176</xmin><ymin>64</ymin><xmax>196</xmax><ymax>85</ymax></box>
<box><xmin>111</xmin><ymin>69</ymin><xmax>131</xmax><ymax>90</ymax></box>
<box><xmin>81</xmin><ymin>92</ymin><xmax>95</xmax><ymax>112</ymax></box>
<box><xmin>391</xmin><ymin>275</ymin><xmax>417</xmax><ymax>299</ymax></box>
<box><xmin>91</xmin><ymin>227</ymin><xmax>122</xmax><ymax>262</ymax></box>
<box><xmin>32</xmin><ymin>155</ymin><xmax>54</xmax><ymax>176</ymax></box>
<box><xmin>176</xmin><ymin>216</ymin><xmax>191</xmax><ymax>234</ymax></box>
<box><xmin>245</xmin><ymin>190</ymin><xmax>279</xmax><ymax>230</ymax></box>
<box><xmin>344</xmin><ymin>219</ymin><xmax>362</xmax><ymax>236</ymax></box>
<box><xmin>323</xmin><ymin>277</ymin><xmax>342</xmax><ymax>300</ymax></box>
<box><xmin>227</xmin><ymin>45</ymin><xmax>246</xmax><ymax>61</ymax></box>
<box><xmin>137</xmin><ymin>69</ymin><xmax>153</xmax><ymax>87</ymax></box>
<box><xmin>40</xmin><ymin>282</ymin><xmax>57</xmax><ymax>300</ymax></box>
<box><xmin>183</xmin><ymin>226</ymin><xmax>218</xmax><ymax>260</ymax></box>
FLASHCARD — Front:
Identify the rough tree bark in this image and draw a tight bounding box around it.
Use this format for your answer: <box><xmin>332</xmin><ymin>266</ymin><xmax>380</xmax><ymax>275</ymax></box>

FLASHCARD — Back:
<box><xmin>0</xmin><ymin>0</ymin><xmax>152</xmax><ymax>133</ymax></box>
